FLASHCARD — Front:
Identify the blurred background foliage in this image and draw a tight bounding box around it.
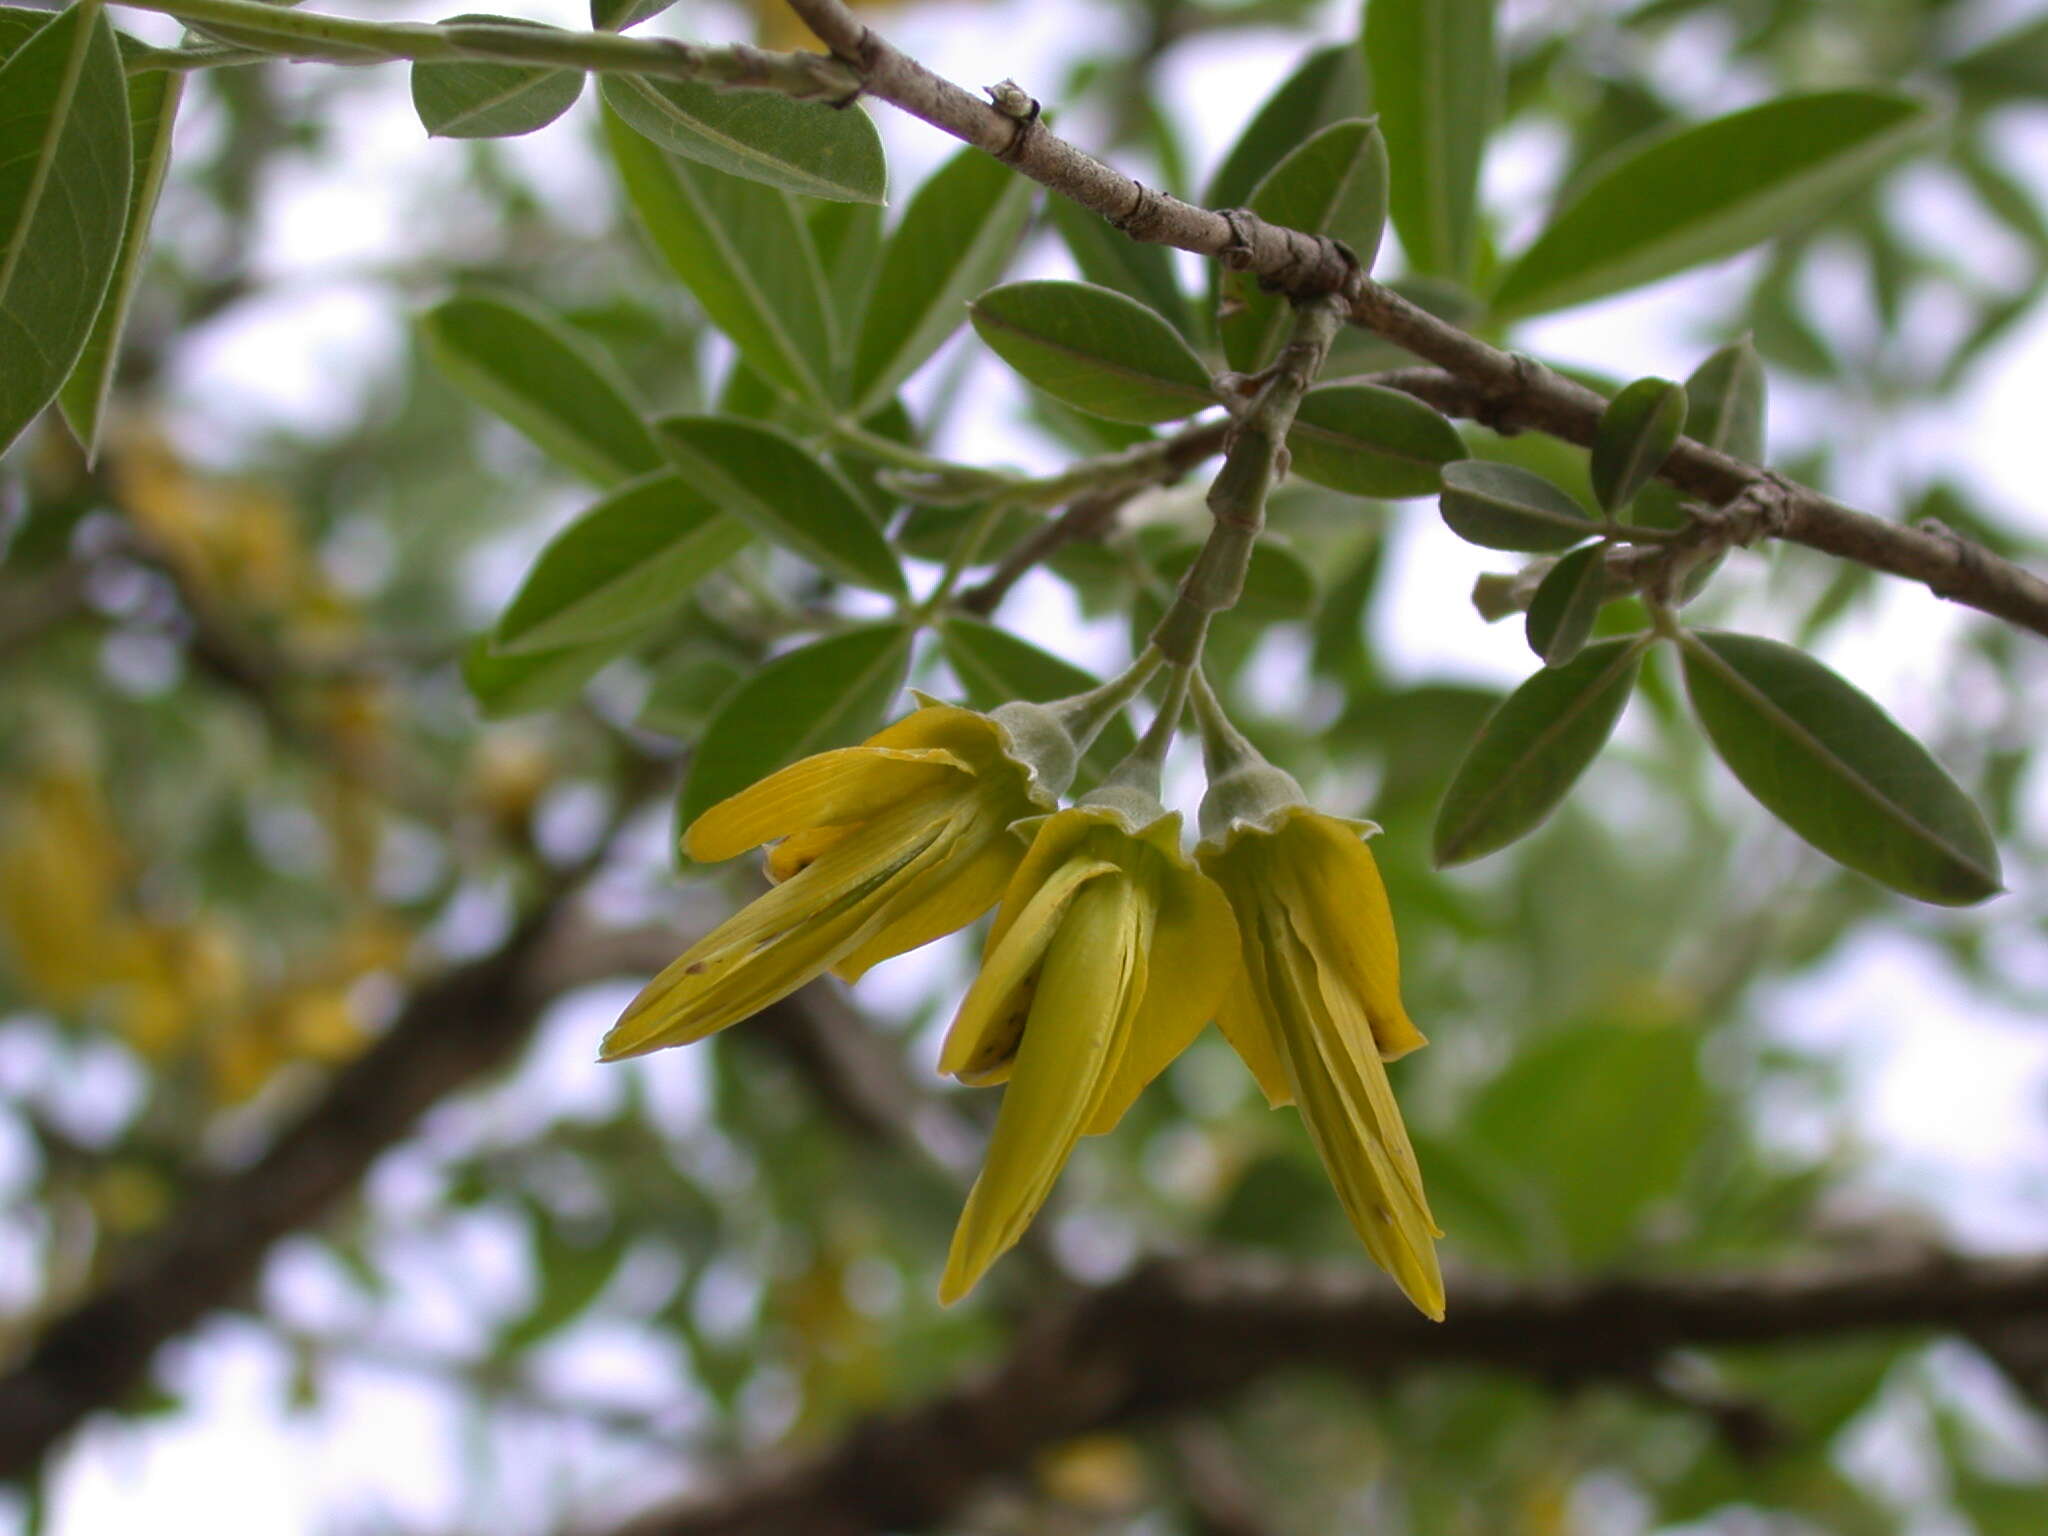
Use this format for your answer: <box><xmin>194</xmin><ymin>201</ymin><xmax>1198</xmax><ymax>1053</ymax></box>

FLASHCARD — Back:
<box><xmin>3</xmin><ymin>0</ymin><xmax>2048</xmax><ymax>1531</ymax></box>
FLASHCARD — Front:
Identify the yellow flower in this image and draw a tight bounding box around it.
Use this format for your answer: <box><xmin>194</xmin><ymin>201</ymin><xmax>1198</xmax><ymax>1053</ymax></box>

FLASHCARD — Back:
<box><xmin>601</xmin><ymin>696</ymin><xmax>1069</xmax><ymax>1061</ymax></box>
<box><xmin>1199</xmin><ymin>798</ymin><xmax>1444</xmax><ymax>1320</ymax></box>
<box><xmin>936</xmin><ymin>796</ymin><xmax>1238</xmax><ymax>1302</ymax></box>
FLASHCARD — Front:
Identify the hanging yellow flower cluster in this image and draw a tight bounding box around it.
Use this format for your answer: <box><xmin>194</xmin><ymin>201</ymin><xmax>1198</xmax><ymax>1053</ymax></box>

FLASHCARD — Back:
<box><xmin>601</xmin><ymin>663</ymin><xmax>1444</xmax><ymax>1320</ymax></box>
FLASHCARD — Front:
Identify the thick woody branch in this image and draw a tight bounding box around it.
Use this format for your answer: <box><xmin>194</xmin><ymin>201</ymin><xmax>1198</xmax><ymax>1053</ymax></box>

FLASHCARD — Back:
<box><xmin>0</xmin><ymin>899</ymin><xmax>905</xmax><ymax>1480</ymax></box>
<box><xmin>611</xmin><ymin>1248</ymin><xmax>2048</xmax><ymax>1536</ymax></box>
<box><xmin>786</xmin><ymin>0</ymin><xmax>2048</xmax><ymax>642</ymax></box>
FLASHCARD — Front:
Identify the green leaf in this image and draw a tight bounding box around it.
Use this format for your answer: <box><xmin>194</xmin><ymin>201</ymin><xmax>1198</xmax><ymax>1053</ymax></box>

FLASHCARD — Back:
<box><xmin>1470</xmin><ymin>1021</ymin><xmax>1708</xmax><ymax>1264</ymax></box>
<box><xmin>1493</xmin><ymin>90</ymin><xmax>1939</xmax><ymax>319</ymax></box>
<box><xmin>410</xmin><ymin>15</ymin><xmax>583</xmax><ymax>140</ymax></box>
<box><xmin>599</xmin><ymin>72</ymin><xmax>885</xmax><ymax>204</ymax></box>
<box><xmin>58</xmin><ymin>61</ymin><xmax>180</xmax><ymax>460</ymax></box>
<box><xmin>420</xmin><ymin>289</ymin><xmax>661</xmax><ymax>484</ymax></box>
<box><xmin>591</xmin><ymin>0</ymin><xmax>673</xmax><ymax>29</ymax></box>
<box><xmin>460</xmin><ymin>629</ymin><xmax>643</xmax><ymax>718</ymax></box>
<box><xmin>1949</xmin><ymin>17</ymin><xmax>2048</xmax><ymax>105</ymax></box>
<box><xmin>1204</xmin><ymin>43</ymin><xmax>1369</xmax><ymax>211</ymax></box>
<box><xmin>809</xmin><ymin>197</ymin><xmax>883</xmax><ymax>365</ymax></box>
<box><xmin>971</xmin><ymin>280</ymin><xmax>1215</xmax><ymax>425</ymax></box>
<box><xmin>654</xmin><ymin>415</ymin><xmax>904</xmax><ymax>595</ymax></box>
<box><xmin>938</xmin><ymin>616</ymin><xmax>1137</xmax><ymax>777</ymax></box>
<box><xmin>1678</xmin><ymin>630</ymin><xmax>2002</xmax><ymax>905</ymax></box>
<box><xmin>1363</xmin><ymin>0</ymin><xmax>1497</xmax><ymax>280</ymax></box>
<box><xmin>0</xmin><ymin>2</ymin><xmax>132</xmax><ymax>459</ymax></box>
<box><xmin>605</xmin><ymin>109</ymin><xmax>835</xmax><ymax>405</ymax></box>
<box><xmin>492</xmin><ymin>470</ymin><xmax>749</xmax><ymax>654</ymax></box>
<box><xmin>1049</xmin><ymin>196</ymin><xmax>1192</xmax><ymax>341</ymax></box>
<box><xmin>676</xmin><ymin>623</ymin><xmax>916</xmax><ymax>839</ymax></box>
<box><xmin>1524</xmin><ymin>542</ymin><xmax>1607</xmax><ymax>666</ymax></box>
<box><xmin>849</xmin><ymin>145</ymin><xmax>1036</xmax><ymax>417</ymax></box>
<box><xmin>1434</xmin><ymin>636</ymin><xmax>1645</xmax><ymax>865</ymax></box>
<box><xmin>1590</xmin><ymin>376</ymin><xmax>1686</xmax><ymax>514</ymax></box>
<box><xmin>1221</xmin><ymin>119</ymin><xmax>1387</xmax><ymax>371</ymax></box>
<box><xmin>1683</xmin><ymin>335</ymin><xmax>1766</xmax><ymax>461</ymax></box>
<box><xmin>1438</xmin><ymin>460</ymin><xmax>1600</xmax><ymax>551</ymax></box>
<box><xmin>1286</xmin><ymin>381</ymin><xmax>1464</xmax><ymax>498</ymax></box>
<box><xmin>637</xmin><ymin>642</ymin><xmax>746</xmax><ymax>737</ymax></box>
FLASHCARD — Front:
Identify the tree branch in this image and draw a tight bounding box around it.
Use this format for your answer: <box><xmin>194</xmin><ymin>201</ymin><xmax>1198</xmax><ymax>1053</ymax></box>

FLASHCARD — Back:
<box><xmin>785</xmin><ymin>0</ymin><xmax>2048</xmax><ymax>642</ymax></box>
<box><xmin>607</xmin><ymin>1249</ymin><xmax>2048</xmax><ymax>1536</ymax></box>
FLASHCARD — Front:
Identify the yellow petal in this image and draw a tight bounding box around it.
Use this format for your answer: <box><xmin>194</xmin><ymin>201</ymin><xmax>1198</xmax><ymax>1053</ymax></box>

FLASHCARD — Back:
<box><xmin>1275</xmin><ymin>812</ymin><xmax>1426</xmax><ymax>1060</ymax></box>
<box><xmin>765</xmin><ymin>822</ymin><xmax>857</xmax><ymax>884</ymax></box>
<box><xmin>603</xmin><ymin>804</ymin><xmax>949</xmax><ymax>1058</ymax></box>
<box><xmin>1213</xmin><ymin>956</ymin><xmax>1294</xmax><ymax>1109</ymax></box>
<box><xmin>1253</xmin><ymin>900</ymin><xmax>1443</xmax><ymax>1319</ymax></box>
<box><xmin>940</xmin><ymin>876</ymin><xmax>1141</xmax><ymax>1303</ymax></box>
<box><xmin>978</xmin><ymin>807</ymin><xmax>1101</xmax><ymax>963</ymax></box>
<box><xmin>1083</xmin><ymin>863</ymin><xmax>1238</xmax><ymax>1135</ymax></box>
<box><xmin>830</xmin><ymin>819</ymin><xmax>1025</xmax><ymax>982</ymax></box>
<box><xmin>684</xmin><ymin>746</ymin><xmax>967</xmax><ymax>863</ymax></box>
<box><xmin>937</xmin><ymin>855</ymin><xmax>1120</xmax><ymax>1083</ymax></box>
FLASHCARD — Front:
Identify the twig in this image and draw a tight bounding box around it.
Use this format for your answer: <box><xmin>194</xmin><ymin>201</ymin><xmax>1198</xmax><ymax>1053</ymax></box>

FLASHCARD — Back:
<box><xmin>604</xmin><ymin>1248</ymin><xmax>2048</xmax><ymax>1536</ymax></box>
<box><xmin>784</xmin><ymin>0</ymin><xmax>2048</xmax><ymax>642</ymax></box>
<box><xmin>113</xmin><ymin>0</ymin><xmax>859</xmax><ymax>98</ymax></box>
<box><xmin>956</xmin><ymin>485</ymin><xmax>1138</xmax><ymax>617</ymax></box>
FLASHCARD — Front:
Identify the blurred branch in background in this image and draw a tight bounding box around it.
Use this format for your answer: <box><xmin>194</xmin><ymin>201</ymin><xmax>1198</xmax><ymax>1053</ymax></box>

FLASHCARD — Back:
<box><xmin>614</xmin><ymin>1249</ymin><xmax>2048</xmax><ymax>1536</ymax></box>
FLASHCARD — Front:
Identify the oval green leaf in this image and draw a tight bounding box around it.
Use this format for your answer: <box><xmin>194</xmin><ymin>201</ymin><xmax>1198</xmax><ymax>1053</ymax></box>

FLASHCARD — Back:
<box><xmin>1204</xmin><ymin>43</ymin><xmax>1369</xmax><ymax>211</ymax></box>
<box><xmin>599</xmin><ymin>72</ymin><xmax>886</xmax><ymax>204</ymax></box>
<box><xmin>1438</xmin><ymin>460</ymin><xmax>1601</xmax><ymax>551</ymax></box>
<box><xmin>1049</xmin><ymin>196</ymin><xmax>1191</xmax><ymax>342</ymax></box>
<box><xmin>1684</xmin><ymin>335</ymin><xmax>1766</xmax><ymax>462</ymax></box>
<box><xmin>676</xmin><ymin>623</ymin><xmax>917</xmax><ymax>841</ymax></box>
<box><xmin>1221</xmin><ymin>119</ymin><xmax>1388</xmax><ymax>372</ymax></box>
<box><xmin>591</xmin><ymin>0</ymin><xmax>674</xmax><ymax>29</ymax></box>
<box><xmin>461</xmin><ymin>627</ymin><xmax>648</xmax><ymax>719</ymax></box>
<box><xmin>492</xmin><ymin>470</ymin><xmax>750</xmax><ymax>654</ymax></box>
<box><xmin>1524</xmin><ymin>543</ymin><xmax>1608</xmax><ymax>666</ymax></box>
<box><xmin>1434</xmin><ymin>636</ymin><xmax>1646</xmax><ymax>866</ymax></box>
<box><xmin>970</xmin><ymin>280</ymin><xmax>1216</xmax><ymax>425</ymax></box>
<box><xmin>1678</xmin><ymin>630</ymin><xmax>2002</xmax><ymax>905</ymax></box>
<box><xmin>938</xmin><ymin>616</ymin><xmax>1137</xmax><ymax>777</ymax></box>
<box><xmin>1591</xmin><ymin>376</ymin><xmax>1686</xmax><ymax>514</ymax></box>
<box><xmin>1493</xmin><ymin>90</ymin><xmax>1939</xmax><ymax>319</ymax></box>
<box><xmin>421</xmin><ymin>289</ymin><xmax>661</xmax><ymax>485</ymax></box>
<box><xmin>850</xmin><ymin>144</ymin><xmax>1036</xmax><ymax>417</ymax></box>
<box><xmin>59</xmin><ymin>61</ymin><xmax>181</xmax><ymax>461</ymax></box>
<box><xmin>0</xmin><ymin>3</ymin><xmax>132</xmax><ymax>458</ymax></box>
<box><xmin>1364</xmin><ymin>0</ymin><xmax>1498</xmax><ymax>281</ymax></box>
<box><xmin>411</xmin><ymin>16</ymin><xmax>584</xmax><ymax>140</ymax></box>
<box><xmin>1287</xmin><ymin>382</ymin><xmax>1465</xmax><ymax>498</ymax></box>
<box><xmin>604</xmin><ymin>109</ymin><xmax>835</xmax><ymax>405</ymax></box>
<box><xmin>654</xmin><ymin>415</ymin><xmax>904</xmax><ymax>596</ymax></box>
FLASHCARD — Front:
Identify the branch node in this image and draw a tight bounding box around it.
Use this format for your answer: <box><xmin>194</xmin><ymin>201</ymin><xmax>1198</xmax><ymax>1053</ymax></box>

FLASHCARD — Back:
<box><xmin>1218</xmin><ymin>209</ymin><xmax>1257</xmax><ymax>272</ymax></box>
<box><xmin>1916</xmin><ymin>516</ymin><xmax>1991</xmax><ymax>599</ymax></box>
<box><xmin>1111</xmin><ymin>180</ymin><xmax>1163</xmax><ymax>237</ymax></box>
<box><xmin>1474</xmin><ymin>352</ymin><xmax>1539</xmax><ymax>433</ymax></box>
<box><xmin>984</xmin><ymin>77</ymin><xmax>1041</xmax><ymax>162</ymax></box>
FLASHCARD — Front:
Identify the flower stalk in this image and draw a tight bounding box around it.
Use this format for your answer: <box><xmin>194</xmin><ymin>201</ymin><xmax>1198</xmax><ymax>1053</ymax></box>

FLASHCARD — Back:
<box><xmin>1150</xmin><ymin>294</ymin><xmax>1347</xmax><ymax>667</ymax></box>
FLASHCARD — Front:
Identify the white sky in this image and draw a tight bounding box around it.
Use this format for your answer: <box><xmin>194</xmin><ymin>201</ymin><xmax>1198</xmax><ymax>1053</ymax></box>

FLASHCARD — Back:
<box><xmin>11</xmin><ymin>1</ymin><xmax>2048</xmax><ymax>1530</ymax></box>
